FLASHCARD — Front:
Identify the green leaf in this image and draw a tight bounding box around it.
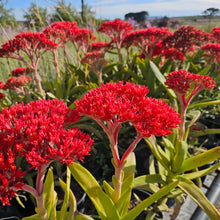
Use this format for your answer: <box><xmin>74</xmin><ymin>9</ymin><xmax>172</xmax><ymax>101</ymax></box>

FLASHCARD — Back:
<box><xmin>57</xmin><ymin>167</ymin><xmax>71</xmax><ymax>220</ymax></box>
<box><xmin>178</xmin><ymin>146</ymin><xmax>220</xmax><ymax>173</ymax></box>
<box><xmin>149</xmin><ymin>155</ymin><xmax>156</xmax><ymax>175</ymax></box>
<box><xmin>133</xmin><ymin>174</ymin><xmax>166</xmax><ymax>188</ymax></box>
<box><xmin>172</xmin><ymin>141</ymin><xmax>188</xmax><ymax>173</ymax></box>
<box><xmin>190</xmin><ymin>128</ymin><xmax>220</xmax><ymax>138</ymax></box>
<box><xmin>186</xmin><ymin>110</ymin><xmax>201</xmax><ymax>128</ymax></box>
<box><xmin>97</xmin><ymin>190</ymin><xmax>120</xmax><ymax>220</ymax></box>
<box><xmin>43</xmin><ymin>168</ymin><xmax>57</xmax><ymax>220</ymax></box>
<box><xmin>182</xmin><ymin>161</ymin><xmax>220</xmax><ymax>179</ymax></box>
<box><xmin>149</xmin><ymin>61</ymin><xmax>176</xmax><ymax>99</ymax></box>
<box><xmin>68</xmin><ymin>163</ymin><xmax>107</xmax><ymax>219</ymax></box>
<box><xmin>59</xmin><ymin>179</ymin><xmax>77</xmax><ymax>220</ymax></box>
<box><xmin>123</xmin><ymin>152</ymin><xmax>136</xmax><ymax>179</ymax></box>
<box><xmin>178</xmin><ymin>177</ymin><xmax>220</xmax><ymax>220</ymax></box>
<box><xmin>121</xmin><ymin>181</ymin><xmax>179</xmax><ymax>220</ymax></box>
<box><xmin>103</xmin><ymin>181</ymin><xmax>114</xmax><ymax>198</ymax></box>
<box><xmin>115</xmin><ymin>186</ymin><xmax>132</xmax><ymax>216</ymax></box>
<box><xmin>74</xmin><ymin>212</ymin><xmax>95</xmax><ymax>220</ymax></box>
<box><xmin>22</xmin><ymin>214</ymin><xmax>41</xmax><ymax>220</ymax></box>
<box><xmin>188</xmin><ymin>100</ymin><xmax>220</xmax><ymax>110</ymax></box>
<box><xmin>162</xmin><ymin>137</ymin><xmax>175</xmax><ymax>161</ymax></box>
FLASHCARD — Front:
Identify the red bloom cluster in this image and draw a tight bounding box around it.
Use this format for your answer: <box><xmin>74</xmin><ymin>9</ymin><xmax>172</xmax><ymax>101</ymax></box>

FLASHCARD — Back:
<box><xmin>3</xmin><ymin>76</ymin><xmax>32</xmax><ymax>90</ymax></box>
<box><xmin>15</xmin><ymin>32</ymin><xmax>57</xmax><ymax>52</ymax></box>
<box><xmin>0</xmin><ymin>99</ymin><xmax>93</xmax><ymax>205</ymax></box>
<box><xmin>165</xmin><ymin>69</ymin><xmax>216</xmax><ymax>95</ymax></box>
<box><xmin>211</xmin><ymin>27</ymin><xmax>220</xmax><ymax>43</ymax></box>
<box><xmin>0</xmin><ymin>92</ymin><xmax>4</xmax><ymax>100</ymax></box>
<box><xmin>81</xmin><ymin>51</ymin><xmax>107</xmax><ymax>68</ymax></box>
<box><xmin>162</xmin><ymin>48</ymin><xmax>185</xmax><ymax>61</ymax></box>
<box><xmin>68</xmin><ymin>27</ymin><xmax>96</xmax><ymax>54</ymax></box>
<box><xmin>11</xmin><ymin>67</ymin><xmax>33</xmax><ymax>77</ymax></box>
<box><xmin>0</xmin><ymin>32</ymin><xmax>57</xmax><ymax>60</ymax></box>
<box><xmin>124</xmin><ymin>27</ymin><xmax>171</xmax><ymax>56</ymax></box>
<box><xmin>43</xmin><ymin>21</ymin><xmax>77</xmax><ymax>47</ymax></box>
<box><xmin>90</xmin><ymin>41</ymin><xmax>112</xmax><ymax>52</ymax></box>
<box><xmin>162</xmin><ymin>26</ymin><xmax>210</xmax><ymax>55</ymax></box>
<box><xmin>98</xmin><ymin>19</ymin><xmax>133</xmax><ymax>49</ymax></box>
<box><xmin>74</xmin><ymin>82</ymin><xmax>180</xmax><ymax>137</ymax></box>
<box><xmin>201</xmin><ymin>43</ymin><xmax>220</xmax><ymax>63</ymax></box>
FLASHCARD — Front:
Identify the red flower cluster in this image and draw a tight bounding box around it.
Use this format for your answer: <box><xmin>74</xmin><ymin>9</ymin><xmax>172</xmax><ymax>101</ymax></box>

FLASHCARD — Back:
<box><xmin>165</xmin><ymin>69</ymin><xmax>216</xmax><ymax>95</ymax></box>
<box><xmin>0</xmin><ymin>92</ymin><xmax>4</xmax><ymax>100</ymax></box>
<box><xmin>98</xmin><ymin>19</ymin><xmax>133</xmax><ymax>49</ymax></box>
<box><xmin>162</xmin><ymin>26</ymin><xmax>210</xmax><ymax>55</ymax></box>
<box><xmin>11</xmin><ymin>67</ymin><xmax>33</xmax><ymax>77</ymax></box>
<box><xmin>124</xmin><ymin>27</ymin><xmax>171</xmax><ymax>55</ymax></box>
<box><xmin>90</xmin><ymin>41</ymin><xmax>112</xmax><ymax>52</ymax></box>
<box><xmin>162</xmin><ymin>48</ymin><xmax>185</xmax><ymax>61</ymax></box>
<box><xmin>81</xmin><ymin>51</ymin><xmax>107</xmax><ymax>68</ymax></box>
<box><xmin>68</xmin><ymin>27</ymin><xmax>96</xmax><ymax>54</ymax></box>
<box><xmin>43</xmin><ymin>21</ymin><xmax>77</xmax><ymax>47</ymax></box>
<box><xmin>201</xmin><ymin>43</ymin><xmax>220</xmax><ymax>63</ymax></box>
<box><xmin>211</xmin><ymin>27</ymin><xmax>220</xmax><ymax>43</ymax></box>
<box><xmin>0</xmin><ymin>32</ymin><xmax>57</xmax><ymax>60</ymax></box>
<box><xmin>3</xmin><ymin>76</ymin><xmax>32</xmax><ymax>90</ymax></box>
<box><xmin>74</xmin><ymin>82</ymin><xmax>180</xmax><ymax>138</ymax></box>
<box><xmin>0</xmin><ymin>99</ymin><xmax>93</xmax><ymax>205</ymax></box>
<box><xmin>15</xmin><ymin>32</ymin><xmax>57</xmax><ymax>52</ymax></box>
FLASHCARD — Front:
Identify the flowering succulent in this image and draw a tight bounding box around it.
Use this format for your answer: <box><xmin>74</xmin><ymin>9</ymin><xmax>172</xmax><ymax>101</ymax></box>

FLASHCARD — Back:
<box><xmin>162</xmin><ymin>26</ymin><xmax>210</xmax><ymax>55</ymax></box>
<box><xmin>162</xmin><ymin>48</ymin><xmax>186</xmax><ymax>61</ymax></box>
<box><xmin>211</xmin><ymin>27</ymin><xmax>220</xmax><ymax>43</ymax></box>
<box><xmin>68</xmin><ymin>27</ymin><xmax>96</xmax><ymax>55</ymax></box>
<box><xmin>90</xmin><ymin>41</ymin><xmax>112</xmax><ymax>52</ymax></box>
<box><xmin>0</xmin><ymin>99</ymin><xmax>93</xmax><ymax>206</ymax></box>
<box><xmin>201</xmin><ymin>43</ymin><xmax>220</xmax><ymax>64</ymax></box>
<box><xmin>124</xmin><ymin>27</ymin><xmax>171</xmax><ymax>57</ymax></box>
<box><xmin>3</xmin><ymin>76</ymin><xmax>32</xmax><ymax>90</ymax></box>
<box><xmin>43</xmin><ymin>21</ymin><xmax>77</xmax><ymax>47</ymax></box>
<box><xmin>0</xmin><ymin>92</ymin><xmax>4</xmax><ymax>99</ymax></box>
<box><xmin>11</xmin><ymin>67</ymin><xmax>33</xmax><ymax>77</ymax></box>
<box><xmin>98</xmin><ymin>19</ymin><xmax>133</xmax><ymax>62</ymax></box>
<box><xmin>0</xmin><ymin>32</ymin><xmax>57</xmax><ymax>95</ymax></box>
<box><xmin>165</xmin><ymin>69</ymin><xmax>216</xmax><ymax>96</ymax></box>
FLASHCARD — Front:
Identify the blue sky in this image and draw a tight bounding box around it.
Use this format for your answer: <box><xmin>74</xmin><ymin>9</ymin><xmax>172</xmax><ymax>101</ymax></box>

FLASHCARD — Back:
<box><xmin>5</xmin><ymin>0</ymin><xmax>220</xmax><ymax>20</ymax></box>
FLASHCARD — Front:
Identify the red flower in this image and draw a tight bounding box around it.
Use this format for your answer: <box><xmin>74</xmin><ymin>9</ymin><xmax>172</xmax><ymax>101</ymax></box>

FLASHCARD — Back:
<box><xmin>211</xmin><ymin>27</ymin><xmax>220</xmax><ymax>43</ymax></box>
<box><xmin>3</xmin><ymin>76</ymin><xmax>32</xmax><ymax>90</ymax></box>
<box><xmin>0</xmin><ymin>32</ymin><xmax>57</xmax><ymax>60</ymax></box>
<box><xmin>11</xmin><ymin>67</ymin><xmax>33</xmax><ymax>77</ymax></box>
<box><xmin>124</xmin><ymin>27</ymin><xmax>171</xmax><ymax>56</ymax></box>
<box><xmin>162</xmin><ymin>26</ymin><xmax>210</xmax><ymax>54</ymax></box>
<box><xmin>68</xmin><ymin>27</ymin><xmax>96</xmax><ymax>54</ymax></box>
<box><xmin>162</xmin><ymin>48</ymin><xmax>185</xmax><ymax>61</ymax></box>
<box><xmin>201</xmin><ymin>43</ymin><xmax>220</xmax><ymax>63</ymax></box>
<box><xmin>74</xmin><ymin>82</ymin><xmax>180</xmax><ymax>138</ymax></box>
<box><xmin>90</xmin><ymin>41</ymin><xmax>112</xmax><ymax>52</ymax></box>
<box><xmin>0</xmin><ymin>99</ymin><xmax>93</xmax><ymax>170</ymax></box>
<box><xmin>43</xmin><ymin>21</ymin><xmax>77</xmax><ymax>47</ymax></box>
<box><xmin>98</xmin><ymin>19</ymin><xmax>133</xmax><ymax>49</ymax></box>
<box><xmin>0</xmin><ymin>81</ymin><xmax>4</xmax><ymax>89</ymax></box>
<box><xmin>81</xmin><ymin>51</ymin><xmax>107</xmax><ymax>68</ymax></box>
<box><xmin>0</xmin><ymin>92</ymin><xmax>4</xmax><ymax>100</ymax></box>
<box><xmin>165</xmin><ymin>69</ymin><xmax>216</xmax><ymax>95</ymax></box>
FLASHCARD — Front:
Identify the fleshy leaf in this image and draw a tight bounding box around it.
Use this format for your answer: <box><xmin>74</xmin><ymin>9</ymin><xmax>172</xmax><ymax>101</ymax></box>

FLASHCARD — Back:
<box><xmin>121</xmin><ymin>181</ymin><xmax>179</xmax><ymax>220</ymax></box>
<box><xmin>178</xmin><ymin>146</ymin><xmax>220</xmax><ymax>173</ymax></box>
<box><xmin>178</xmin><ymin>177</ymin><xmax>220</xmax><ymax>220</ymax></box>
<box><xmin>69</xmin><ymin>163</ymin><xmax>107</xmax><ymax>219</ymax></box>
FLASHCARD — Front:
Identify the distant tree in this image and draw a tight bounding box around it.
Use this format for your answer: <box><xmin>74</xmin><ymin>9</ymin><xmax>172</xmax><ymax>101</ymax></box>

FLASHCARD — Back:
<box><xmin>23</xmin><ymin>2</ymin><xmax>48</xmax><ymax>28</ymax></box>
<box><xmin>202</xmin><ymin>8</ymin><xmax>220</xmax><ymax>18</ymax></box>
<box><xmin>0</xmin><ymin>0</ymin><xmax>17</xmax><ymax>26</ymax></box>
<box><xmin>125</xmin><ymin>11</ymin><xmax>148</xmax><ymax>23</ymax></box>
